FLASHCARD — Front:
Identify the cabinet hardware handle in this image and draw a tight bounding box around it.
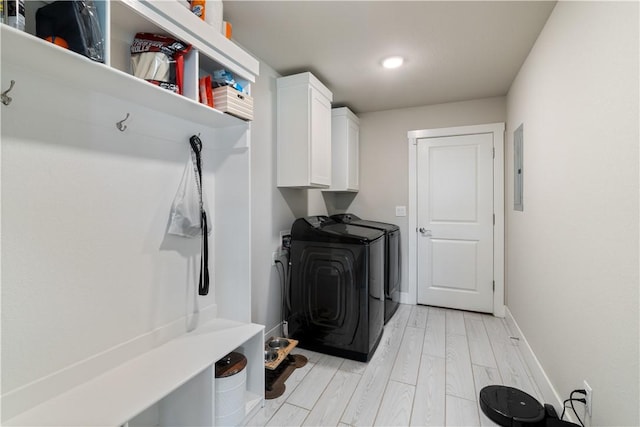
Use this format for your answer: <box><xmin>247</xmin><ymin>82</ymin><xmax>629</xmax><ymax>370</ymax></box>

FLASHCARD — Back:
<box><xmin>1</xmin><ymin>80</ymin><xmax>16</xmax><ymax>106</ymax></box>
<box><xmin>116</xmin><ymin>113</ymin><xmax>130</xmax><ymax>132</ymax></box>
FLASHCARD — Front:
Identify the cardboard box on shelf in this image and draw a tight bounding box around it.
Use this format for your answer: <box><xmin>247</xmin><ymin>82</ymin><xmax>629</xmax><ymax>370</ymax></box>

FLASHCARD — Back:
<box><xmin>213</xmin><ymin>86</ymin><xmax>252</xmax><ymax>121</ymax></box>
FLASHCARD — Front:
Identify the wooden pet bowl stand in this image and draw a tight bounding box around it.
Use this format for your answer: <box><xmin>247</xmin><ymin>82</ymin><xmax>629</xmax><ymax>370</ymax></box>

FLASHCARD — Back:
<box><xmin>264</xmin><ymin>337</ymin><xmax>308</xmax><ymax>399</ymax></box>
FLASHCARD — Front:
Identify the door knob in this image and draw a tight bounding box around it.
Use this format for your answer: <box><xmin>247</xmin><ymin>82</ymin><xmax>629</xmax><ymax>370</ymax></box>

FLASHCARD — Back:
<box><xmin>419</xmin><ymin>228</ymin><xmax>432</xmax><ymax>236</ymax></box>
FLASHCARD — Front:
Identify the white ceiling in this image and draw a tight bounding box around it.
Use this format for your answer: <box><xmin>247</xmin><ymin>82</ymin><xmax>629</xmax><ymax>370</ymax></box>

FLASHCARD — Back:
<box><xmin>223</xmin><ymin>1</ymin><xmax>556</xmax><ymax>113</ymax></box>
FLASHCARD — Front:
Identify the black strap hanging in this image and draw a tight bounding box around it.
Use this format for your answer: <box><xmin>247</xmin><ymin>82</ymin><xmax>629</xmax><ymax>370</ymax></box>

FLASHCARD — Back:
<box><xmin>189</xmin><ymin>134</ymin><xmax>209</xmax><ymax>296</ymax></box>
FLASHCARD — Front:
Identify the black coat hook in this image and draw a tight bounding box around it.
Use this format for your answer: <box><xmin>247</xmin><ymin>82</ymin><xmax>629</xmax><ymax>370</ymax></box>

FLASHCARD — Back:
<box><xmin>1</xmin><ymin>80</ymin><xmax>16</xmax><ymax>106</ymax></box>
<box><xmin>116</xmin><ymin>113</ymin><xmax>130</xmax><ymax>131</ymax></box>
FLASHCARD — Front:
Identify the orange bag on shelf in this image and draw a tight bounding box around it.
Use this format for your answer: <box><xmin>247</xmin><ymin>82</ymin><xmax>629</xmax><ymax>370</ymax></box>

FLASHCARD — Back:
<box><xmin>191</xmin><ymin>0</ymin><xmax>206</xmax><ymax>20</ymax></box>
<box><xmin>199</xmin><ymin>75</ymin><xmax>214</xmax><ymax>108</ymax></box>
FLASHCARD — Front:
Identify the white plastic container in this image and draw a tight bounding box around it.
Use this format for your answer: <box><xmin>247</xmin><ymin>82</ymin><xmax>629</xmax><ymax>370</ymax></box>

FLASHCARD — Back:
<box><xmin>206</xmin><ymin>0</ymin><xmax>223</xmax><ymax>34</ymax></box>
<box><xmin>214</xmin><ymin>352</ymin><xmax>247</xmax><ymax>427</ymax></box>
<box><xmin>6</xmin><ymin>0</ymin><xmax>25</xmax><ymax>31</ymax></box>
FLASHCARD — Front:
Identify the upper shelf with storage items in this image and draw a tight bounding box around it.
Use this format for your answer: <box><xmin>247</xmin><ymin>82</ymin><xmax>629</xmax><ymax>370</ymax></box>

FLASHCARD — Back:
<box><xmin>324</xmin><ymin>107</ymin><xmax>360</xmax><ymax>192</ymax></box>
<box><xmin>277</xmin><ymin>72</ymin><xmax>333</xmax><ymax>188</ymax></box>
<box><xmin>6</xmin><ymin>0</ymin><xmax>258</xmax><ymax>127</ymax></box>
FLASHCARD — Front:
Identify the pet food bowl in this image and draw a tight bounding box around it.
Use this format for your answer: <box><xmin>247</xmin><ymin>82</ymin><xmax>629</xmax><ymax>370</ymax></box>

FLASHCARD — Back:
<box><xmin>267</xmin><ymin>338</ymin><xmax>290</xmax><ymax>349</ymax></box>
<box><xmin>264</xmin><ymin>348</ymin><xmax>278</xmax><ymax>363</ymax></box>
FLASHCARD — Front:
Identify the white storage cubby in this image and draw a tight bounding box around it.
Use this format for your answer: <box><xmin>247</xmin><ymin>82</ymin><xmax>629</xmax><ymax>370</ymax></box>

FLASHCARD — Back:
<box><xmin>21</xmin><ymin>0</ymin><xmax>257</xmax><ymax>121</ymax></box>
<box><xmin>324</xmin><ymin>107</ymin><xmax>360</xmax><ymax>192</ymax></box>
<box><xmin>277</xmin><ymin>72</ymin><xmax>333</xmax><ymax>188</ymax></box>
<box><xmin>1</xmin><ymin>1</ymin><xmax>262</xmax><ymax>426</ymax></box>
<box><xmin>3</xmin><ymin>321</ymin><xmax>263</xmax><ymax>427</ymax></box>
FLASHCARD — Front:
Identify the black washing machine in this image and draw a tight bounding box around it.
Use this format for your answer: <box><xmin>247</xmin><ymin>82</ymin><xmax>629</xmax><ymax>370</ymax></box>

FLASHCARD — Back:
<box><xmin>331</xmin><ymin>213</ymin><xmax>401</xmax><ymax>324</ymax></box>
<box><xmin>288</xmin><ymin>216</ymin><xmax>385</xmax><ymax>362</ymax></box>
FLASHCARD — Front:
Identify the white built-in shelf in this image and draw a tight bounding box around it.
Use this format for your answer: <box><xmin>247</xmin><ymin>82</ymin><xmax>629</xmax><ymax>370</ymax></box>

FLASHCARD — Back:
<box><xmin>1</xmin><ymin>25</ymin><xmax>247</xmax><ymax>130</ymax></box>
<box><xmin>4</xmin><ymin>319</ymin><xmax>264</xmax><ymax>427</ymax></box>
<box><xmin>3</xmin><ymin>0</ymin><xmax>260</xmax><ymax>130</ymax></box>
<box><xmin>120</xmin><ymin>0</ymin><xmax>258</xmax><ymax>81</ymax></box>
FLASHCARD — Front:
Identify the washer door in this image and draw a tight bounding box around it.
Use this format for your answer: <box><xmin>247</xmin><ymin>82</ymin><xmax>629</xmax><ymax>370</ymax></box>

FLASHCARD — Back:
<box><xmin>289</xmin><ymin>242</ymin><xmax>366</xmax><ymax>348</ymax></box>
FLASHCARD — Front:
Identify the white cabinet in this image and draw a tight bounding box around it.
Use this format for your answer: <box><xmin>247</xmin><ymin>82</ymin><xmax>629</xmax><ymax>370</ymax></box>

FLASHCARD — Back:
<box><xmin>324</xmin><ymin>107</ymin><xmax>360</xmax><ymax>192</ymax></box>
<box><xmin>1</xmin><ymin>1</ymin><xmax>263</xmax><ymax>426</ymax></box>
<box><xmin>277</xmin><ymin>72</ymin><xmax>333</xmax><ymax>188</ymax></box>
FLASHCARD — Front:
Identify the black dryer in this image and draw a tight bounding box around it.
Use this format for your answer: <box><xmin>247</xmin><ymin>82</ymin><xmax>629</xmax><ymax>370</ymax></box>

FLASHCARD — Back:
<box><xmin>331</xmin><ymin>213</ymin><xmax>401</xmax><ymax>324</ymax></box>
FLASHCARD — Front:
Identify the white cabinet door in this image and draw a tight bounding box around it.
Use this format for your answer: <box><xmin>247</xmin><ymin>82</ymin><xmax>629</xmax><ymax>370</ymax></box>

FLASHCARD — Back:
<box><xmin>325</xmin><ymin>107</ymin><xmax>359</xmax><ymax>192</ymax></box>
<box><xmin>346</xmin><ymin>116</ymin><xmax>360</xmax><ymax>190</ymax></box>
<box><xmin>309</xmin><ymin>86</ymin><xmax>332</xmax><ymax>186</ymax></box>
<box><xmin>277</xmin><ymin>72</ymin><xmax>333</xmax><ymax>188</ymax></box>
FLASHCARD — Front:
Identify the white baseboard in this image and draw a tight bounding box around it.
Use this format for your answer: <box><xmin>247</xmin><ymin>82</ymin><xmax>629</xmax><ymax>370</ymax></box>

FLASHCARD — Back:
<box><xmin>504</xmin><ymin>307</ymin><xmax>570</xmax><ymax>419</ymax></box>
<box><xmin>493</xmin><ymin>304</ymin><xmax>506</xmax><ymax>318</ymax></box>
<box><xmin>399</xmin><ymin>291</ymin><xmax>414</xmax><ymax>305</ymax></box>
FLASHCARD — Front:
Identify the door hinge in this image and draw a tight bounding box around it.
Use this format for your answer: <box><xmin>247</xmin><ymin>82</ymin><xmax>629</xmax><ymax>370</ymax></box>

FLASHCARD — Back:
<box><xmin>493</xmin><ymin>213</ymin><xmax>495</xmax><ymax>225</ymax></box>
<box><xmin>493</xmin><ymin>281</ymin><xmax>495</xmax><ymax>291</ymax></box>
<box><xmin>492</xmin><ymin>147</ymin><xmax>495</xmax><ymax>158</ymax></box>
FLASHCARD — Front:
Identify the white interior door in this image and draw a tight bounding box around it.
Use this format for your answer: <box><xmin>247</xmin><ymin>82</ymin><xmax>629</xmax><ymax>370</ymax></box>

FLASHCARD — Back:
<box><xmin>416</xmin><ymin>132</ymin><xmax>494</xmax><ymax>312</ymax></box>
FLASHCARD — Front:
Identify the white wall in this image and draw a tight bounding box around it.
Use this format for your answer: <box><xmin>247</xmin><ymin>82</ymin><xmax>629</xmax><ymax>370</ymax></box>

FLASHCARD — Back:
<box><xmin>343</xmin><ymin>98</ymin><xmax>506</xmax><ymax>295</ymax></box>
<box><xmin>249</xmin><ymin>60</ymin><xmax>309</xmax><ymax>336</ymax></box>
<box><xmin>505</xmin><ymin>2</ymin><xmax>639</xmax><ymax>425</ymax></box>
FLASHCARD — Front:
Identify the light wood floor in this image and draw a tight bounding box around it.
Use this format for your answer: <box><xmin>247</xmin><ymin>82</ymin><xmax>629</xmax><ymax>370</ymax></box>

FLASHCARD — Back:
<box><xmin>247</xmin><ymin>304</ymin><xmax>543</xmax><ymax>427</ymax></box>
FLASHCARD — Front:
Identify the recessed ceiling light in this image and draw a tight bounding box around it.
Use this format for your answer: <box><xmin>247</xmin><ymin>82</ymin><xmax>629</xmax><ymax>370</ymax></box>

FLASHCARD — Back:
<box><xmin>382</xmin><ymin>56</ymin><xmax>404</xmax><ymax>69</ymax></box>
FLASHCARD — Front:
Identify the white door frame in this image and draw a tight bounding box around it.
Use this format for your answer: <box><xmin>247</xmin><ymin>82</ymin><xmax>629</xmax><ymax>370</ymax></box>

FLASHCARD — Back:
<box><xmin>407</xmin><ymin>123</ymin><xmax>505</xmax><ymax>317</ymax></box>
